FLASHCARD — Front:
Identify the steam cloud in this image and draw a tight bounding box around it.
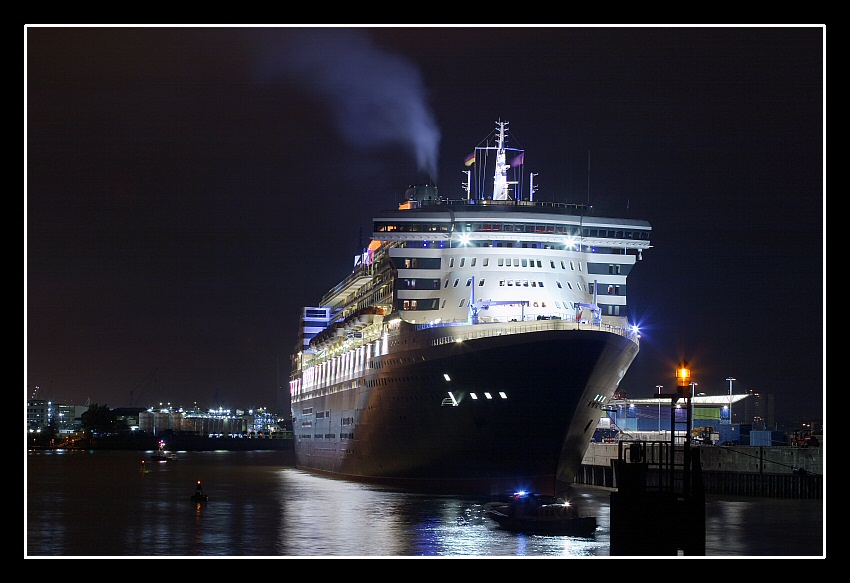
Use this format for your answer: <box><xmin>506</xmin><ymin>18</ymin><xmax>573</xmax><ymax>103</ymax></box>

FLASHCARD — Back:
<box><xmin>258</xmin><ymin>28</ymin><xmax>440</xmax><ymax>180</ymax></box>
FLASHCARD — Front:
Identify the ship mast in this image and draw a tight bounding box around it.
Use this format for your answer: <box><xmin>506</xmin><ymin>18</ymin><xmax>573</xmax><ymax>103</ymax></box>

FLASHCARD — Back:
<box><xmin>492</xmin><ymin>120</ymin><xmax>511</xmax><ymax>200</ymax></box>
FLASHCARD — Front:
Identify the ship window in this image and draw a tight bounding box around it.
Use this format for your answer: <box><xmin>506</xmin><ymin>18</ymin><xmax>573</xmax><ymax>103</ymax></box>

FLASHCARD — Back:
<box><xmin>466</xmin><ymin>278</ymin><xmax>472</xmax><ymax>286</ymax></box>
<box><xmin>578</xmin><ymin>262</ymin><xmax>583</xmax><ymax>271</ymax></box>
<box><xmin>536</xmin><ymin>260</ymin><xmax>542</xmax><ymax>268</ymax></box>
<box><xmin>561</xmin><ymin>261</ymin><xmax>566</xmax><ymax>270</ymax></box>
<box><xmin>538</xmin><ymin>282</ymin><xmax>544</xmax><ymax>287</ymax></box>
<box><xmin>523</xmin><ymin>280</ymin><xmax>529</xmax><ymax>287</ymax></box>
<box><xmin>567</xmin><ymin>282</ymin><xmax>573</xmax><ymax>290</ymax></box>
<box><xmin>478</xmin><ymin>279</ymin><xmax>485</xmax><ymax>286</ymax></box>
<box><xmin>459</xmin><ymin>298</ymin><xmax>466</xmax><ymax>307</ymax></box>
<box><xmin>450</xmin><ymin>257</ymin><xmax>455</xmax><ymax>268</ymax></box>
<box><xmin>589</xmin><ymin>283</ymin><xmax>595</xmax><ymax>294</ymax></box>
<box><xmin>441</xmin><ymin>300</ymin><xmax>446</xmax><ymax>308</ymax></box>
<box><xmin>570</xmin><ymin>261</ymin><xmax>574</xmax><ymax>271</ymax></box>
<box><xmin>483</xmin><ymin>258</ymin><xmax>489</xmax><ymax>267</ymax></box>
<box><xmin>471</xmin><ymin>258</ymin><xmax>477</xmax><ymax>267</ymax></box>
<box><xmin>460</xmin><ymin>258</ymin><xmax>465</xmax><ymax>267</ymax></box>
<box><xmin>444</xmin><ymin>279</ymin><xmax>449</xmax><ymax>288</ymax></box>
<box><xmin>498</xmin><ymin>258</ymin><xmax>504</xmax><ymax>267</ymax></box>
<box><xmin>550</xmin><ymin>260</ymin><xmax>556</xmax><ymax>269</ymax></box>
<box><xmin>453</xmin><ymin>279</ymin><xmax>459</xmax><ymax>287</ymax></box>
<box><xmin>557</xmin><ymin>281</ymin><xmax>562</xmax><ymax>288</ymax></box>
<box><xmin>531</xmin><ymin>281</ymin><xmax>536</xmax><ymax>287</ymax></box>
<box><xmin>609</xmin><ymin>264</ymin><xmax>621</xmax><ymax>274</ymax></box>
<box><xmin>507</xmin><ymin>280</ymin><xmax>513</xmax><ymax>286</ymax></box>
<box><xmin>521</xmin><ymin>259</ymin><xmax>527</xmax><ymax>267</ymax></box>
<box><xmin>513</xmin><ymin>258</ymin><xmax>520</xmax><ymax>267</ymax></box>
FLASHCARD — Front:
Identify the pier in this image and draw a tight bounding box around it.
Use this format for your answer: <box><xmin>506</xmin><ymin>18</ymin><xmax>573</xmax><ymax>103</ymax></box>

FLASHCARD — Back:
<box><xmin>576</xmin><ymin>441</ymin><xmax>823</xmax><ymax>499</ymax></box>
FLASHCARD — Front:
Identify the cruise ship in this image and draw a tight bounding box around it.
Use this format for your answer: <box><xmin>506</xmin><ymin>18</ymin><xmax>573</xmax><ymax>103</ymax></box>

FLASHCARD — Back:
<box><xmin>289</xmin><ymin>121</ymin><xmax>651</xmax><ymax>496</ymax></box>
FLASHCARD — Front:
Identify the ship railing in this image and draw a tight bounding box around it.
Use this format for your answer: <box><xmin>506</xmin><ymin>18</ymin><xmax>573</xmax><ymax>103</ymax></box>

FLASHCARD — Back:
<box><xmin>419</xmin><ymin>318</ymin><xmax>639</xmax><ymax>347</ymax></box>
<box><xmin>293</xmin><ymin>319</ymin><xmax>638</xmax><ymax>394</ymax></box>
<box><xmin>318</xmin><ymin>260</ymin><xmax>377</xmax><ymax>307</ymax></box>
<box><xmin>434</xmin><ymin>198</ymin><xmax>591</xmax><ymax>213</ymax></box>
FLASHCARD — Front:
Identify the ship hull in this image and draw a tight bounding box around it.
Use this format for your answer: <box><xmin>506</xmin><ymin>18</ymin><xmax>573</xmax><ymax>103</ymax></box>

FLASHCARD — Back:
<box><xmin>293</xmin><ymin>327</ymin><xmax>638</xmax><ymax>497</ymax></box>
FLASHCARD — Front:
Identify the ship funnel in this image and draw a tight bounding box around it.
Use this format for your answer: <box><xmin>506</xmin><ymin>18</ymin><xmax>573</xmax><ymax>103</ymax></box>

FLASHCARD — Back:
<box><xmin>404</xmin><ymin>184</ymin><xmax>440</xmax><ymax>206</ymax></box>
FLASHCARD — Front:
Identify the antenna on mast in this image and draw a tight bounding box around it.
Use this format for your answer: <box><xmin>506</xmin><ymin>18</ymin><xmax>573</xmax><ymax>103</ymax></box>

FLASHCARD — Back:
<box><xmin>586</xmin><ymin>150</ymin><xmax>591</xmax><ymax>206</ymax></box>
<box><xmin>492</xmin><ymin>120</ymin><xmax>511</xmax><ymax>200</ymax></box>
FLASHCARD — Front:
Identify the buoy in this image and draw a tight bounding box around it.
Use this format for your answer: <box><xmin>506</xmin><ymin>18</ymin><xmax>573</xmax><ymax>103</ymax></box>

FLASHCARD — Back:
<box><xmin>191</xmin><ymin>479</ymin><xmax>208</xmax><ymax>502</ymax></box>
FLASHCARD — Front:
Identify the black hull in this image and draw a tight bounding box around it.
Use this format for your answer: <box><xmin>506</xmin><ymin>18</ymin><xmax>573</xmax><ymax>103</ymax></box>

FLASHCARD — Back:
<box><xmin>486</xmin><ymin>509</ymin><xmax>598</xmax><ymax>537</ymax></box>
<box><xmin>293</xmin><ymin>328</ymin><xmax>638</xmax><ymax>496</ymax></box>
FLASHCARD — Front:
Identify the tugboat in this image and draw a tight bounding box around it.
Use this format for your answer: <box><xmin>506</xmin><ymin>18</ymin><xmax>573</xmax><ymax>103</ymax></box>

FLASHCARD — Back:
<box><xmin>190</xmin><ymin>480</ymin><xmax>208</xmax><ymax>503</ymax></box>
<box><xmin>485</xmin><ymin>490</ymin><xmax>597</xmax><ymax>536</ymax></box>
<box><xmin>151</xmin><ymin>439</ymin><xmax>178</xmax><ymax>462</ymax></box>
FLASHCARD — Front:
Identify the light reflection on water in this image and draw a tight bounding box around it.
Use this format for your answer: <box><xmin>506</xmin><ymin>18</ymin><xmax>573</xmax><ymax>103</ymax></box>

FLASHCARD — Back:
<box><xmin>26</xmin><ymin>450</ymin><xmax>823</xmax><ymax>558</ymax></box>
<box><xmin>273</xmin><ymin>470</ymin><xmax>610</xmax><ymax>557</ymax></box>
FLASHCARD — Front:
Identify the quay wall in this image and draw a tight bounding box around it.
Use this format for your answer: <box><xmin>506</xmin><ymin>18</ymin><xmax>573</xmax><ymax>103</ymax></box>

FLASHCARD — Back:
<box><xmin>575</xmin><ymin>442</ymin><xmax>823</xmax><ymax>499</ymax></box>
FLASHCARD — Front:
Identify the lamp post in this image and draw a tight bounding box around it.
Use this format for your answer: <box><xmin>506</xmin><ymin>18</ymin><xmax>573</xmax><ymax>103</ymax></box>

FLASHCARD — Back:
<box><xmin>656</xmin><ymin>385</ymin><xmax>663</xmax><ymax>433</ymax></box>
<box><xmin>726</xmin><ymin>377</ymin><xmax>736</xmax><ymax>425</ymax></box>
<box><xmin>676</xmin><ymin>361</ymin><xmax>691</xmax><ymax>444</ymax></box>
<box><xmin>689</xmin><ymin>382</ymin><xmax>698</xmax><ymax>440</ymax></box>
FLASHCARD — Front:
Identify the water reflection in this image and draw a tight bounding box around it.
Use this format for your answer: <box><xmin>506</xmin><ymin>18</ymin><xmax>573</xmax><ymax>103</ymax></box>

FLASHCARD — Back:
<box><xmin>26</xmin><ymin>450</ymin><xmax>823</xmax><ymax>558</ymax></box>
<box><xmin>272</xmin><ymin>469</ymin><xmax>608</xmax><ymax>557</ymax></box>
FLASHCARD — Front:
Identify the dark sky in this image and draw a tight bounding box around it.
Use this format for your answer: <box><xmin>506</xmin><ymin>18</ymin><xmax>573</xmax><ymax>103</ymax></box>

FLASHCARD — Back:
<box><xmin>25</xmin><ymin>26</ymin><xmax>824</xmax><ymax>426</ymax></box>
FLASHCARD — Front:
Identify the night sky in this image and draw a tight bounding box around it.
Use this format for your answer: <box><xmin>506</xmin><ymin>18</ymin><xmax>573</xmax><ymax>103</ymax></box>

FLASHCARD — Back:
<box><xmin>25</xmin><ymin>26</ymin><xmax>824</xmax><ymax>427</ymax></box>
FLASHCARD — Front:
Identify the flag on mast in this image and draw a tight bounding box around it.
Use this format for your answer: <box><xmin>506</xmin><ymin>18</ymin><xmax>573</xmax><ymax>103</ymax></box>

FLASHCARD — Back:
<box><xmin>464</xmin><ymin>151</ymin><xmax>475</xmax><ymax>166</ymax></box>
<box><xmin>510</xmin><ymin>152</ymin><xmax>525</xmax><ymax>167</ymax></box>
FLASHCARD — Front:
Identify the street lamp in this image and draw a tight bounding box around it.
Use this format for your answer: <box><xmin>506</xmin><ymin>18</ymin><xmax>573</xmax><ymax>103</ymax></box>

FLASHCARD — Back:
<box><xmin>726</xmin><ymin>377</ymin><xmax>736</xmax><ymax>425</ymax></box>
<box><xmin>676</xmin><ymin>360</ymin><xmax>691</xmax><ymax>445</ymax></box>
<box><xmin>656</xmin><ymin>385</ymin><xmax>663</xmax><ymax>432</ymax></box>
<box><xmin>690</xmin><ymin>382</ymin><xmax>698</xmax><ymax>439</ymax></box>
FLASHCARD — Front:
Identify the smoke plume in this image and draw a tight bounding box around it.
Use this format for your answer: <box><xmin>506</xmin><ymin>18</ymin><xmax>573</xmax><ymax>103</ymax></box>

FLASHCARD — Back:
<box><xmin>257</xmin><ymin>28</ymin><xmax>440</xmax><ymax>180</ymax></box>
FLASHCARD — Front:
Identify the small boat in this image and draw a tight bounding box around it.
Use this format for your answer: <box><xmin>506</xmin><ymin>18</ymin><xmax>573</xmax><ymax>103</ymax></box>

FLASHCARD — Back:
<box><xmin>485</xmin><ymin>491</ymin><xmax>597</xmax><ymax>537</ymax></box>
<box><xmin>151</xmin><ymin>439</ymin><xmax>178</xmax><ymax>461</ymax></box>
<box><xmin>190</xmin><ymin>480</ymin><xmax>208</xmax><ymax>502</ymax></box>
